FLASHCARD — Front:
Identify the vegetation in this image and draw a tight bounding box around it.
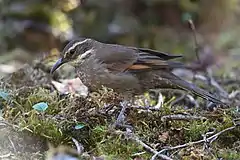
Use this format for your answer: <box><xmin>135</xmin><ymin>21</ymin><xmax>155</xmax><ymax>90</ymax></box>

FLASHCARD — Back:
<box><xmin>0</xmin><ymin>0</ymin><xmax>239</xmax><ymax>159</ymax></box>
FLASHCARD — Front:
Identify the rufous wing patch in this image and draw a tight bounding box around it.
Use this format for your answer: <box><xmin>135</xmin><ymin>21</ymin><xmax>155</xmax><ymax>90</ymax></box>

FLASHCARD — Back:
<box><xmin>128</xmin><ymin>64</ymin><xmax>151</xmax><ymax>70</ymax></box>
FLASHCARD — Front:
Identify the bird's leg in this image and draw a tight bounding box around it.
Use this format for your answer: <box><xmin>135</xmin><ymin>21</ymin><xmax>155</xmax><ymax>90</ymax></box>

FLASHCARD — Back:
<box><xmin>112</xmin><ymin>101</ymin><xmax>132</xmax><ymax>129</ymax></box>
<box><xmin>206</xmin><ymin>68</ymin><xmax>228</xmax><ymax>98</ymax></box>
<box><xmin>192</xmin><ymin>71</ymin><xmax>197</xmax><ymax>83</ymax></box>
<box><xmin>204</xmin><ymin>68</ymin><xmax>212</xmax><ymax>85</ymax></box>
<box><xmin>115</xmin><ymin>101</ymin><xmax>128</xmax><ymax>124</ymax></box>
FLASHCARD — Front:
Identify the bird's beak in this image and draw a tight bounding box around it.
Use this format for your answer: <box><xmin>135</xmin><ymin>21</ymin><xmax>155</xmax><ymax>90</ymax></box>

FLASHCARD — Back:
<box><xmin>50</xmin><ymin>58</ymin><xmax>65</xmax><ymax>74</ymax></box>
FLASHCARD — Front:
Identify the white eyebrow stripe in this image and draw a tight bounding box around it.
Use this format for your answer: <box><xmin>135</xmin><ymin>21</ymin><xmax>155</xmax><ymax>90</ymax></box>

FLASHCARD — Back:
<box><xmin>67</xmin><ymin>39</ymin><xmax>89</xmax><ymax>52</ymax></box>
<box><xmin>79</xmin><ymin>48</ymin><xmax>95</xmax><ymax>59</ymax></box>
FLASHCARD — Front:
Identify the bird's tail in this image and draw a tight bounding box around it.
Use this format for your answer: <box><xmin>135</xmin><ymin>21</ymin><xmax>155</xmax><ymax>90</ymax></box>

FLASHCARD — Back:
<box><xmin>161</xmin><ymin>72</ymin><xmax>226</xmax><ymax>105</ymax></box>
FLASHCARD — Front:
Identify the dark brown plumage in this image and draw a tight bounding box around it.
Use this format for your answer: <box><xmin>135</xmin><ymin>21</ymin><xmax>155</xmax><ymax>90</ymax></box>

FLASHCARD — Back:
<box><xmin>51</xmin><ymin>38</ymin><xmax>225</xmax><ymax>105</ymax></box>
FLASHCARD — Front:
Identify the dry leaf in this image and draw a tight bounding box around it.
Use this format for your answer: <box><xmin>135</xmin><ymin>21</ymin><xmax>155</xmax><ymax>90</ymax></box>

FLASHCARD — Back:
<box><xmin>52</xmin><ymin>78</ymin><xmax>88</xmax><ymax>97</ymax></box>
<box><xmin>158</xmin><ymin>131</ymin><xmax>169</xmax><ymax>143</ymax></box>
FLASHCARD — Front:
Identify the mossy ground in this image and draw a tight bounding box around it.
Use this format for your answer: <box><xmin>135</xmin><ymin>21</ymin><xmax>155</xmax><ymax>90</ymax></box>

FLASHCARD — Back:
<box><xmin>0</xmin><ymin>57</ymin><xmax>239</xmax><ymax>160</ymax></box>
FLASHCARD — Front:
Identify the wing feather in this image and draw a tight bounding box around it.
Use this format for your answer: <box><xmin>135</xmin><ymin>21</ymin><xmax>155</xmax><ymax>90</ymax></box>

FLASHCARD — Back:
<box><xmin>95</xmin><ymin>46</ymin><xmax>138</xmax><ymax>72</ymax></box>
<box><xmin>94</xmin><ymin>43</ymin><xmax>184</xmax><ymax>73</ymax></box>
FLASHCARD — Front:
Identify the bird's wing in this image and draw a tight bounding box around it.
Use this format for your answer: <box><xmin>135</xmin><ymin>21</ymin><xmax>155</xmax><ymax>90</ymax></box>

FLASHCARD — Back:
<box><xmin>95</xmin><ymin>46</ymin><xmax>138</xmax><ymax>73</ymax></box>
<box><xmin>96</xmin><ymin>45</ymin><xmax>184</xmax><ymax>73</ymax></box>
<box><xmin>128</xmin><ymin>47</ymin><xmax>184</xmax><ymax>72</ymax></box>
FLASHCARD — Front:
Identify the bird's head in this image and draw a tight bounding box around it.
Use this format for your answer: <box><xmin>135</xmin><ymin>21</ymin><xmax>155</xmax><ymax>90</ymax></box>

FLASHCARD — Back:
<box><xmin>50</xmin><ymin>38</ymin><xmax>95</xmax><ymax>74</ymax></box>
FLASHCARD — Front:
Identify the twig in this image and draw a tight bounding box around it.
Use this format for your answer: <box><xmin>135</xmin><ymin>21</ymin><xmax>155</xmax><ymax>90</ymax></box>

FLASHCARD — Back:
<box><xmin>228</xmin><ymin>90</ymin><xmax>240</xmax><ymax>99</ymax></box>
<box><xmin>151</xmin><ymin>125</ymin><xmax>238</xmax><ymax>160</ymax></box>
<box><xmin>133</xmin><ymin>106</ymin><xmax>161</xmax><ymax>111</ymax></box>
<box><xmin>206</xmin><ymin>125</ymin><xmax>237</xmax><ymax>144</ymax></box>
<box><xmin>72</xmin><ymin>137</ymin><xmax>84</xmax><ymax>154</ymax></box>
<box><xmin>233</xmin><ymin>118</ymin><xmax>240</xmax><ymax>125</ymax></box>
<box><xmin>170</xmin><ymin>91</ymin><xmax>185</xmax><ymax>106</ymax></box>
<box><xmin>169</xmin><ymin>91</ymin><xmax>199</xmax><ymax>108</ymax></box>
<box><xmin>188</xmin><ymin>19</ymin><xmax>200</xmax><ymax>62</ymax></box>
<box><xmin>161</xmin><ymin>114</ymin><xmax>206</xmax><ymax>122</ymax></box>
<box><xmin>0</xmin><ymin>153</ymin><xmax>12</xmax><ymax>158</ymax></box>
<box><xmin>202</xmin><ymin>130</ymin><xmax>218</xmax><ymax>159</ymax></box>
<box><xmin>190</xmin><ymin>71</ymin><xmax>228</xmax><ymax>99</ymax></box>
<box><xmin>114</xmin><ymin>130</ymin><xmax>173</xmax><ymax>160</ymax></box>
<box><xmin>131</xmin><ymin>151</ymin><xmax>146</xmax><ymax>157</ymax></box>
<box><xmin>0</xmin><ymin>120</ymin><xmax>20</xmax><ymax>129</ymax></box>
<box><xmin>132</xmin><ymin>135</ymin><xmax>172</xmax><ymax>160</ymax></box>
<box><xmin>188</xmin><ymin>19</ymin><xmax>228</xmax><ymax>98</ymax></box>
<box><xmin>8</xmin><ymin>136</ymin><xmax>17</xmax><ymax>153</ymax></box>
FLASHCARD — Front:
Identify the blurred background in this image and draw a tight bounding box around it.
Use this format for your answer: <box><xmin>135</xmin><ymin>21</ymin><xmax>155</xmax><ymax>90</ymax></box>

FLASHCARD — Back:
<box><xmin>0</xmin><ymin>0</ymin><xmax>240</xmax><ymax>78</ymax></box>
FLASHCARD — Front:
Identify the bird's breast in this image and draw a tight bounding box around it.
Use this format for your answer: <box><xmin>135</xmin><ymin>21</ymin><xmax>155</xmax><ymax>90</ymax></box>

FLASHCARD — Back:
<box><xmin>75</xmin><ymin>57</ymin><xmax>142</xmax><ymax>95</ymax></box>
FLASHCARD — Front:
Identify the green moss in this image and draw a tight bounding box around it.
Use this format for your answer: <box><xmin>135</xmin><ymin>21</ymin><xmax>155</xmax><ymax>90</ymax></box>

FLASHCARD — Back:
<box><xmin>2</xmin><ymin>87</ymin><xmax>70</xmax><ymax>144</ymax></box>
<box><xmin>91</xmin><ymin>125</ymin><xmax>108</xmax><ymax>142</ymax></box>
<box><xmin>11</xmin><ymin>87</ymin><xmax>62</xmax><ymax>114</ymax></box>
<box><xmin>184</xmin><ymin>120</ymin><xmax>215</xmax><ymax>141</ymax></box>
<box><xmin>95</xmin><ymin>133</ymin><xmax>150</xmax><ymax>160</ymax></box>
<box><xmin>218</xmin><ymin>149</ymin><xmax>240</xmax><ymax>160</ymax></box>
<box><xmin>1</xmin><ymin>75</ymin><xmax>239</xmax><ymax>159</ymax></box>
<box><xmin>18</xmin><ymin>110</ymin><xmax>66</xmax><ymax>143</ymax></box>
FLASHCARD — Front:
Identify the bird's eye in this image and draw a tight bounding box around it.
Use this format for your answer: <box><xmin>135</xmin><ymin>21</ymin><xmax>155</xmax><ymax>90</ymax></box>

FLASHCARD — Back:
<box><xmin>69</xmin><ymin>49</ymin><xmax>75</xmax><ymax>55</ymax></box>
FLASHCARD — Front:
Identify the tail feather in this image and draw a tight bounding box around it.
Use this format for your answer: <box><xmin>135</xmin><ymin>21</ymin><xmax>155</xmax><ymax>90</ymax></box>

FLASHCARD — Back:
<box><xmin>137</xmin><ymin>48</ymin><xmax>182</xmax><ymax>60</ymax></box>
<box><xmin>167</xmin><ymin>61</ymin><xmax>186</xmax><ymax>69</ymax></box>
<box><xmin>161</xmin><ymin>72</ymin><xmax>226</xmax><ymax>105</ymax></box>
<box><xmin>172</xmin><ymin>79</ymin><xmax>223</xmax><ymax>104</ymax></box>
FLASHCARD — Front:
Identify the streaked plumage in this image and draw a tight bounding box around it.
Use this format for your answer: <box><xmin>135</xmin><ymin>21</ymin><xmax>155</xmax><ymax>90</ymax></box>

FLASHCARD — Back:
<box><xmin>51</xmin><ymin>38</ymin><xmax>225</xmax><ymax>105</ymax></box>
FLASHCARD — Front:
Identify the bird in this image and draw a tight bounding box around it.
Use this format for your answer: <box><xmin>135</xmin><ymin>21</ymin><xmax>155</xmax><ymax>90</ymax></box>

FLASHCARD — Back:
<box><xmin>50</xmin><ymin>38</ymin><xmax>226</xmax><ymax>106</ymax></box>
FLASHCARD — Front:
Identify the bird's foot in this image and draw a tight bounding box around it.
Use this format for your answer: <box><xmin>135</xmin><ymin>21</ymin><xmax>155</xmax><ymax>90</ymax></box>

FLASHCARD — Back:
<box><xmin>111</xmin><ymin>101</ymin><xmax>132</xmax><ymax>129</ymax></box>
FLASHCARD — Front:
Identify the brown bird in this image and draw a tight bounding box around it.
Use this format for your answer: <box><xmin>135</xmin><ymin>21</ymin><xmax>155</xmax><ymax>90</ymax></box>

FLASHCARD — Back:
<box><xmin>50</xmin><ymin>38</ymin><xmax>225</xmax><ymax>105</ymax></box>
